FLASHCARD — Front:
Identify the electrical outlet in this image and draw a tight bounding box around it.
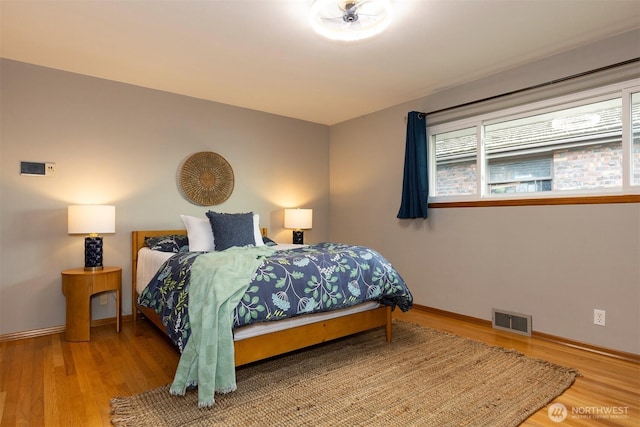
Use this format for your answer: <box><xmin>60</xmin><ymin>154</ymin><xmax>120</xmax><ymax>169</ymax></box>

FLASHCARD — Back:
<box><xmin>594</xmin><ymin>309</ymin><xmax>606</xmax><ymax>326</ymax></box>
<box><xmin>99</xmin><ymin>294</ymin><xmax>108</xmax><ymax>305</ymax></box>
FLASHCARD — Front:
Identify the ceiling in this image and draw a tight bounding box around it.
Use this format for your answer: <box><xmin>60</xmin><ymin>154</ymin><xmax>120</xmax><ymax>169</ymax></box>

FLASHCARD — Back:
<box><xmin>1</xmin><ymin>0</ymin><xmax>639</xmax><ymax>125</ymax></box>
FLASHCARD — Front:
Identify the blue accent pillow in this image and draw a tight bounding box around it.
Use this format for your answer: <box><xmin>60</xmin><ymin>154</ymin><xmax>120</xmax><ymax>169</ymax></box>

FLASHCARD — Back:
<box><xmin>145</xmin><ymin>235</ymin><xmax>189</xmax><ymax>253</ymax></box>
<box><xmin>262</xmin><ymin>236</ymin><xmax>277</xmax><ymax>246</ymax></box>
<box><xmin>206</xmin><ymin>211</ymin><xmax>255</xmax><ymax>251</ymax></box>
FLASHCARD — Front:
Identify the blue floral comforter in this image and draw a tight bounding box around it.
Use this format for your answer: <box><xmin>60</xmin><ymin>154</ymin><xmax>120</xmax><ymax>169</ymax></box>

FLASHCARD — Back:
<box><xmin>138</xmin><ymin>242</ymin><xmax>413</xmax><ymax>352</ymax></box>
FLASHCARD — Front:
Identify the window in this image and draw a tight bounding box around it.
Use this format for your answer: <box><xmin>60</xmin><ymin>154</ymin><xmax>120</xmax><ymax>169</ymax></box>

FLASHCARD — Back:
<box><xmin>487</xmin><ymin>156</ymin><xmax>552</xmax><ymax>194</ymax></box>
<box><xmin>434</xmin><ymin>127</ymin><xmax>477</xmax><ymax>196</ymax></box>
<box><xmin>632</xmin><ymin>92</ymin><xmax>640</xmax><ymax>186</ymax></box>
<box><xmin>429</xmin><ymin>80</ymin><xmax>640</xmax><ymax>201</ymax></box>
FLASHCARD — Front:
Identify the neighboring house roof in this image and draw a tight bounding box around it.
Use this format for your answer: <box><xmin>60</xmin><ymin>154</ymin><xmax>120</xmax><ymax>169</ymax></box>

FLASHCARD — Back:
<box><xmin>435</xmin><ymin>103</ymin><xmax>640</xmax><ymax>162</ymax></box>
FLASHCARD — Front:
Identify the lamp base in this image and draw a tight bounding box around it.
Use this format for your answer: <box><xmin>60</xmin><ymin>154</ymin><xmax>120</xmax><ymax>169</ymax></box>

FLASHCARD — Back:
<box><xmin>292</xmin><ymin>230</ymin><xmax>304</xmax><ymax>245</ymax></box>
<box><xmin>84</xmin><ymin>236</ymin><xmax>104</xmax><ymax>270</ymax></box>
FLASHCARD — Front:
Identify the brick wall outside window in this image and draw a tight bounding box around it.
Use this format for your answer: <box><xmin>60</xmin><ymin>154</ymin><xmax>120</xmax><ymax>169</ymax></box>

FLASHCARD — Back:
<box><xmin>553</xmin><ymin>143</ymin><xmax>622</xmax><ymax>190</ymax></box>
<box><xmin>435</xmin><ymin>141</ymin><xmax>637</xmax><ymax>195</ymax></box>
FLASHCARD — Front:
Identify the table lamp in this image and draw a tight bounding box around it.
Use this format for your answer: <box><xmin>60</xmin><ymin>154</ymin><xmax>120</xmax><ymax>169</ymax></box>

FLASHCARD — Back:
<box><xmin>284</xmin><ymin>208</ymin><xmax>312</xmax><ymax>244</ymax></box>
<box><xmin>68</xmin><ymin>205</ymin><xmax>116</xmax><ymax>270</ymax></box>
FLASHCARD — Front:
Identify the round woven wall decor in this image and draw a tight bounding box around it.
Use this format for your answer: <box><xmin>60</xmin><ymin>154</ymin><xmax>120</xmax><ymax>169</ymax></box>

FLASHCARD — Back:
<box><xmin>179</xmin><ymin>151</ymin><xmax>234</xmax><ymax>206</ymax></box>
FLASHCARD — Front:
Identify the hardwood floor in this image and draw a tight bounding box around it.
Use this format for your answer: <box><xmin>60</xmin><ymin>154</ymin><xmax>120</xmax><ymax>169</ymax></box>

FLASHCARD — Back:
<box><xmin>397</xmin><ymin>310</ymin><xmax>639</xmax><ymax>426</ymax></box>
<box><xmin>1</xmin><ymin>309</ymin><xmax>638</xmax><ymax>426</ymax></box>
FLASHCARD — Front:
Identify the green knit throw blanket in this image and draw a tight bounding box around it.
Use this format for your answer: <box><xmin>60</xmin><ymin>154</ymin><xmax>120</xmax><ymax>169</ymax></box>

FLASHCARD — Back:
<box><xmin>169</xmin><ymin>246</ymin><xmax>276</xmax><ymax>407</ymax></box>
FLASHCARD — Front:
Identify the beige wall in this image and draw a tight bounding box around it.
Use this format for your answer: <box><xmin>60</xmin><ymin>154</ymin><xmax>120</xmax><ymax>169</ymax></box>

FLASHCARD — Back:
<box><xmin>0</xmin><ymin>60</ymin><xmax>329</xmax><ymax>335</ymax></box>
<box><xmin>329</xmin><ymin>30</ymin><xmax>640</xmax><ymax>354</ymax></box>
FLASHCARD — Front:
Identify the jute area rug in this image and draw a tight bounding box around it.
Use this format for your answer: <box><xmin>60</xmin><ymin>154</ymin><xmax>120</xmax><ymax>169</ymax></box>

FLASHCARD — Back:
<box><xmin>111</xmin><ymin>321</ymin><xmax>578</xmax><ymax>427</ymax></box>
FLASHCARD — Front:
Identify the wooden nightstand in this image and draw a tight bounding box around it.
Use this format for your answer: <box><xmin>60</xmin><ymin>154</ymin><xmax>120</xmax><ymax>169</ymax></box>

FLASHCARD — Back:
<box><xmin>61</xmin><ymin>266</ymin><xmax>122</xmax><ymax>341</ymax></box>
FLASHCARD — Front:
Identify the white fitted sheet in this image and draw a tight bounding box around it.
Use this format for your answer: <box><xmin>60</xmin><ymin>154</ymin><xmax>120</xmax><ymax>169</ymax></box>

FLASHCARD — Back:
<box><xmin>135</xmin><ymin>246</ymin><xmax>381</xmax><ymax>341</ymax></box>
<box><xmin>136</xmin><ymin>247</ymin><xmax>174</xmax><ymax>294</ymax></box>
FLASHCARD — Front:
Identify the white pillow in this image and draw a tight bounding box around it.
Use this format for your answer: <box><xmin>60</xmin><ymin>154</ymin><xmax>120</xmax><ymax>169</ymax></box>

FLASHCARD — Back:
<box><xmin>180</xmin><ymin>215</ymin><xmax>214</xmax><ymax>252</ymax></box>
<box><xmin>253</xmin><ymin>214</ymin><xmax>265</xmax><ymax>246</ymax></box>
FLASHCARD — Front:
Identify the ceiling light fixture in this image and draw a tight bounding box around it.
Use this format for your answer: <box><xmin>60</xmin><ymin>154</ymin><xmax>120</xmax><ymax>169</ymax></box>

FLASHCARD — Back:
<box><xmin>310</xmin><ymin>0</ymin><xmax>393</xmax><ymax>42</ymax></box>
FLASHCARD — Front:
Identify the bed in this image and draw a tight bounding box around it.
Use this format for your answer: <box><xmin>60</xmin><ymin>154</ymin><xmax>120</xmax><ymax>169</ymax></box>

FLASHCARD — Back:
<box><xmin>133</xmin><ymin>228</ymin><xmax>413</xmax><ymax>364</ymax></box>
<box><xmin>132</xmin><ymin>224</ymin><xmax>412</xmax><ymax>406</ymax></box>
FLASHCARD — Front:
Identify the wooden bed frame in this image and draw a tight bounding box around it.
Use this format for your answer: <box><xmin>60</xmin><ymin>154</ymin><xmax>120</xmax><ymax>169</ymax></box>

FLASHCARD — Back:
<box><xmin>132</xmin><ymin>230</ymin><xmax>392</xmax><ymax>366</ymax></box>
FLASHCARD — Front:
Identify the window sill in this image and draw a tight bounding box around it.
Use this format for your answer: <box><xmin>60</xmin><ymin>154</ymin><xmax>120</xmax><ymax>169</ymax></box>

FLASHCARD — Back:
<box><xmin>429</xmin><ymin>194</ymin><xmax>640</xmax><ymax>208</ymax></box>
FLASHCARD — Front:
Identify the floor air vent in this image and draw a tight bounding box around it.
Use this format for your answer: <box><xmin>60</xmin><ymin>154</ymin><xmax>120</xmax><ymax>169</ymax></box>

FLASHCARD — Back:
<box><xmin>492</xmin><ymin>309</ymin><xmax>532</xmax><ymax>336</ymax></box>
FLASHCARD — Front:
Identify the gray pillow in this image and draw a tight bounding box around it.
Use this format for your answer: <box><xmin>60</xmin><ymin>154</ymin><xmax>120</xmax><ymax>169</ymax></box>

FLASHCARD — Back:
<box><xmin>206</xmin><ymin>211</ymin><xmax>255</xmax><ymax>251</ymax></box>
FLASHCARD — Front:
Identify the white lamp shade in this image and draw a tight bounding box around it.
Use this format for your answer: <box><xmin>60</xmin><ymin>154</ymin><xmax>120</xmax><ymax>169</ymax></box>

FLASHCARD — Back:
<box><xmin>284</xmin><ymin>208</ymin><xmax>313</xmax><ymax>230</ymax></box>
<box><xmin>68</xmin><ymin>205</ymin><xmax>116</xmax><ymax>234</ymax></box>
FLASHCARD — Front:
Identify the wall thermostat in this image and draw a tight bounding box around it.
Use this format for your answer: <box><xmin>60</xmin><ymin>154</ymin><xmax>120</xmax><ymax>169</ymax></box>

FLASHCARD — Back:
<box><xmin>20</xmin><ymin>161</ymin><xmax>56</xmax><ymax>176</ymax></box>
